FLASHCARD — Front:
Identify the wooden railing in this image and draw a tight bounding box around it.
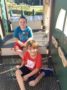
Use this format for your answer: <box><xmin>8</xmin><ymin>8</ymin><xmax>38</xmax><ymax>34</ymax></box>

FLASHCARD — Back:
<box><xmin>52</xmin><ymin>36</ymin><xmax>67</xmax><ymax>67</ymax></box>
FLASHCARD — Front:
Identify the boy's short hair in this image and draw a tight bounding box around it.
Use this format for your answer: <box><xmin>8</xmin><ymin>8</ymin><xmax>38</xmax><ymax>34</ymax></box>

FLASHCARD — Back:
<box><xmin>26</xmin><ymin>40</ymin><xmax>39</xmax><ymax>49</ymax></box>
<box><xmin>19</xmin><ymin>15</ymin><xmax>27</xmax><ymax>22</ymax></box>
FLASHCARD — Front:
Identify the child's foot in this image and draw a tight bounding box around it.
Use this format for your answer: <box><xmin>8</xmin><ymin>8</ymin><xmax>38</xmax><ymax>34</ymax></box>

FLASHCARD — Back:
<box><xmin>29</xmin><ymin>80</ymin><xmax>36</xmax><ymax>86</ymax></box>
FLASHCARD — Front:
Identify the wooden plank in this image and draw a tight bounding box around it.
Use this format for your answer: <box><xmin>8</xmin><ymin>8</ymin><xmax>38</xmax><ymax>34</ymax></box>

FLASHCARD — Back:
<box><xmin>1</xmin><ymin>48</ymin><xmax>17</xmax><ymax>56</ymax></box>
<box><xmin>52</xmin><ymin>36</ymin><xmax>67</xmax><ymax>67</ymax></box>
<box><xmin>0</xmin><ymin>30</ymin><xmax>49</xmax><ymax>55</ymax></box>
<box><xmin>58</xmin><ymin>47</ymin><xmax>67</xmax><ymax>67</ymax></box>
<box><xmin>1</xmin><ymin>46</ymin><xmax>47</xmax><ymax>56</ymax></box>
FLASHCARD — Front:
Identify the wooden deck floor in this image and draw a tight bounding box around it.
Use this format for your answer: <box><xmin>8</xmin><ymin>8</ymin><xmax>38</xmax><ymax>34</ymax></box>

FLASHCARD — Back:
<box><xmin>0</xmin><ymin>56</ymin><xmax>60</xmax><ymax>90</ymax></box>
<box><xmin>0</xmin><ymin>30</ymin><xmax>60</xmax><ymax>90</ymax></box>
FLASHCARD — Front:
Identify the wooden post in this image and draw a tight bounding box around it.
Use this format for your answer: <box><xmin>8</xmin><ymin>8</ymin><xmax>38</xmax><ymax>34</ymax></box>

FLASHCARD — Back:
<box><xmin>0</xmin><ymin>17</ymin><xmax>5</xmax><ymax>39</ymax></box>
<box><xmin>42</xmin><ymin>0</ymin><xmax>45</xmax><ymax>30</ymax></box>
<box><xmin>1</xmin><ymin>0</ymin><xmax>11</xmax><ymax>34</ymax></box>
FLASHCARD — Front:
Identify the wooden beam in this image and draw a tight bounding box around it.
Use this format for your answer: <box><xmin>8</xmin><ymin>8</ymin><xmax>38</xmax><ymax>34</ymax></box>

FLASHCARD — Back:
<box><xmin>52</xmin><ymin>36</ymin><xmax>58</xmax><ymax>48</ymax></box>
<box><xmin>52</xmin><ymin>36</ymin><xmax>67</xmax><ymax>67</ymax></box>
<box><xmin>58</xmin><ymin>47</ymin><xmax>67</xmax><ymax>67</ymax></box>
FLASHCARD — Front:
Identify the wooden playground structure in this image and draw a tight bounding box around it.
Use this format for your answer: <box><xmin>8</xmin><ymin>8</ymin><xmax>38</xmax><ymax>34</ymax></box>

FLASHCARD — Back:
<box><xmin>0</xmin><ymin>0</ymin><xmax>67</xmax><ymax>90</ymax></box>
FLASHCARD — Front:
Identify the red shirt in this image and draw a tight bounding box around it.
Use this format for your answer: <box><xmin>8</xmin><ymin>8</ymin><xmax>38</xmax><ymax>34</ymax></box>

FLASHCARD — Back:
<box><xmin>22</xmin><ymin>51</ymin><xmax>42</xmax><ymax>70</ymax></box>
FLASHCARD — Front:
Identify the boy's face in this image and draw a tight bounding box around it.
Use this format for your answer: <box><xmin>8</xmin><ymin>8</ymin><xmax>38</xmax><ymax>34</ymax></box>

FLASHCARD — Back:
<box><xmin>30</xmin><ymin>47</ymin><xmax>38</xmax><ymax>56</ymax></box>
<box><xmin>19</xmin><ymin>18</ymin><xmax>27</xmax><ymax>29</ymax></box>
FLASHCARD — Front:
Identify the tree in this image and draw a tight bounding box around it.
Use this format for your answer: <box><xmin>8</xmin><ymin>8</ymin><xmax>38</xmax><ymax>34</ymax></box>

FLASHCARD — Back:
<box><xmin>27</xmin><ymin>0</ymin><xmax>32</xmax><ymax>5</ymax></box>
<box><xmin>14</xmin><ymin>0</ymin><xmax>43</xmax><ymax>5</ymax></box>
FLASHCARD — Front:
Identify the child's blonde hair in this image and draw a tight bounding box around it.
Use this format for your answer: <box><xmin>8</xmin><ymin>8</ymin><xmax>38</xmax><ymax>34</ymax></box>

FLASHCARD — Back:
<box><xmin>26</xmin><ymin>40</ymin><xmax>39</xmax><ymax>49</ymax></box>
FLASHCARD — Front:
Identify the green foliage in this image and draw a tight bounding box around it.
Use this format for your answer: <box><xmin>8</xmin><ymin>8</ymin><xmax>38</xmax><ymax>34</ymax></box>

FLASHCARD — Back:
<box><xmin>7</xmin><ymin>0</ymin><xmax>10</xmax><ymax>2</ymax></box>
<box><xmin>7</xmin><ymin>0</ymin><xmax>43</xmax><ymax>5</ymax></box>
<box><xmin>35</xmin><ymin>11</ymin><xmax>42</xmax><ymax>15</ymax></box>
<box><xmin>24</xmin><ymin>11</ymin><xmax>32</xmax><ymax>16</ymax></box>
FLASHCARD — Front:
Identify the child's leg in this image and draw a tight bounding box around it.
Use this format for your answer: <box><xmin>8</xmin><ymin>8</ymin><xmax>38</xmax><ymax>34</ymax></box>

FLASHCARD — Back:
<box><xmin>29</xmin><ymin>72</ymin><xmax>45</xmax><ymax>86</ymax></box>
<box><xmin>14</xmin><ymin>42</ymin><xmax>23</xmax><ymax>58</ymax></box>
<box><xmin>16</xmin><ymin>48</ymin><xmax>23</xmax><ymax>58</ymax></box>
<box><xmin>15</xmin><ymin>69</ymin><xmax>26</xmax><ymax>90</ymax></box>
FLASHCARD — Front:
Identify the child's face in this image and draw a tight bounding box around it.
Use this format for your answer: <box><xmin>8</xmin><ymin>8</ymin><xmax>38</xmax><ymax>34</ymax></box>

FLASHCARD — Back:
<box><xmin>30</xmin><ymin>47</ymin><xmax>38</xmax><ymax>56</ymax></box>
<box><xmin>19</xmin><ymin>18</ymin><xmax>27</xmax><ymax>29</ymax></box>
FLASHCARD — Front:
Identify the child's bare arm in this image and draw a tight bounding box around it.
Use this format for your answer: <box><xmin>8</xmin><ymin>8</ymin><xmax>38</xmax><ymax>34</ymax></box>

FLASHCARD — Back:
<box><xmin>17</xmin><ymin>40</ymin><xmax>24</xmax><ymax>47</ymax></box>
<box><xmin>16</xmin><ymin>60</ymin><xmax>24</xmax><ymax>69</ymax></box>
<box><xmin>27</xmin><ymin>37</ymin><xmax>33</xmax><ymax>42</ymax></box>
<box><xmin>14</xmin><ymin>38</ymin><xmax>22</xmax><ymax>45</ymax></box>
<box><xmin>23</xmin><ymin>37</ymin><xmax>33</xmax><ymax>47</ymax></box>
<box><xmin>14</xmin><ymin>38</ymin><xmax>25</xmax><ymax>47</ymax></box>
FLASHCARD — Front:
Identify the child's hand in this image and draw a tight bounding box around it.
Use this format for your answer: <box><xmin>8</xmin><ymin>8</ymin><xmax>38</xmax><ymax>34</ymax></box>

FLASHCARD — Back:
<box><xmin>23</xmin><ymin>42</ymin><xmax>27</xmax><ymax>47</ymax></box>
<box><xmin>18</xmin><ymin>40</ymin><xmax>24</xmax><ymax>47</ymax></box>
<box><xmin>16</xmin><ymin>65</ymin><xmax>21</xmax><ymax>69</ymax></box>
<box><xmin>19</xmin><ymin>42</ymin><xmax>26</xmax><ymax>47</ymax></box>
<box><xmin>23</xmin><ymin>75</ymin><xmax>29</xmax><ymax>81</ymax></box>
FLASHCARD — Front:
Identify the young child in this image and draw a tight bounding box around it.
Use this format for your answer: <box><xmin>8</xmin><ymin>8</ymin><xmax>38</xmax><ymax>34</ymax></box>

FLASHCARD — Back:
<box><xmin>15</xmin><ymin>40</ymin><xmax>54</xmax><ymax>90</ymax></box>
<box><xmin>13</xmin><ymin>15</ymin><xmax>33</xmax><ymax>57</ymax></box>
<box><xmin>15</xmin><ymin>40</ymin><xmax>43</xmax><ymax>90</ymax></box>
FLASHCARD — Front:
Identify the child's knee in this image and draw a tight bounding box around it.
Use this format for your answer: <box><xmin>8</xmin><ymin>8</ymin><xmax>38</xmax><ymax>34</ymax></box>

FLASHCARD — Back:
<box><xmin>15</xmin><ymin>70</ymin><xmax>22</xmax><ymax>76</ymax></box>
<box><xmin>29</xmin><ymin>80</ymin><xmax>36</xmax><ymax>87</ymax></box>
